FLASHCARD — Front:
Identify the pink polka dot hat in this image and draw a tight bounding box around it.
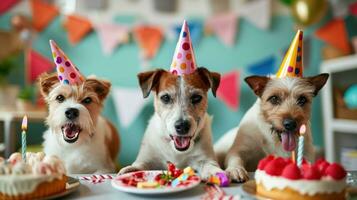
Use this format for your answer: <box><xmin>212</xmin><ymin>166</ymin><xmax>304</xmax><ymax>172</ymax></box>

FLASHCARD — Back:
<box><xmin>276</xmin><ymin>30</ymin><xmax>303</xmax><ymax>78</ymax></box>
<box><xmin>49</xmin><ymin>40</ymin><xmax>85</xmax><ymax>85</ymax></box>
<box><xmin>170</xmin><ymin>20</ymin><xmax>197</xmax><ymax>76</ymax></box>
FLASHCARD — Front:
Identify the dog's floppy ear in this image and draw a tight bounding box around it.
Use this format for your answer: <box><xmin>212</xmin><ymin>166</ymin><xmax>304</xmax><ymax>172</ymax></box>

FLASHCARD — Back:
<box><xmin>85</xmin><ymin>78</ymin><xmax>111</xmax><ymax>100</ymax></box>
<box><xmin>245</xmin><ymin>75</ymin><xmax>270</xmax><ymax>97</ymax></box>
<box><xmin>137</xmin><ymin>69</ymin><xmax>165</xmax><ymax>98</ymax></box>
<box><xmin>196</xmin><ymin>67</ymin><xmax>221</xmax><ymax>97</ymax></box>
<box><xmin>307</xmin><ymin>73</ymin><xmax>329</xmax><ymax>96</ymax></box>
<box><xmin>38</xmin><ymin>73</ymin><xmax>59</xmax><ymax>97</ymax></box>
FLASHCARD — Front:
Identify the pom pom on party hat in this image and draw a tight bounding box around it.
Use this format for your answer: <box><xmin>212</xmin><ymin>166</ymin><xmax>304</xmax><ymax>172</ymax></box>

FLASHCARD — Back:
<box><xmin>170</xmin><ymin>20</ymin><xmax>197</xmax><ymax>76</ymax></box>
<box><xmin>276</xmin><ymin>30</ymin><xmax>303</xmax><ymax>78</ymax></box>
<box><xmin>49</xmin><ymin>40</ymin><xmax>84</xmax><ymax>85</ymax></box>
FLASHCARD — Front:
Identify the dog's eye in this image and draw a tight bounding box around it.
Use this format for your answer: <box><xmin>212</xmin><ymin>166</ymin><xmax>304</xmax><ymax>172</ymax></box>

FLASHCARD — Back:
<box><xmin>82</xmin><ymin>97</ymin><xmax>92</xmax><ymax>104</ymax></box>
<box><xmin>297</xmin><ymin>96</ymin><xmax>307</xmax><ymax>106</ymax></box>
<box><xmin>268</xmin><ymin>95</ymin><xmax>280</xmax><ymax>105</ymax></box>
<box><xmin>56</xmin><ymin>95</ymin><xmax>65</xmax><ymax>103</ymax></box>
<box><xmin>160</xmin><ymin>94</ymin><xmax>172</xmax><ymax>104</ymax></box>
<box><xmin>191</xmin><ymin>94</ymin><xmax>202</xmax><ymax>105</ymax></box>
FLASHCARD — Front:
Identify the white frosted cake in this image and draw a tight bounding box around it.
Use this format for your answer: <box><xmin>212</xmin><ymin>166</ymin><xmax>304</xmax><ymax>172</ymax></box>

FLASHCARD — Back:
<box><xmin>0</xmin><ymin>152</ymin><xmax>67</xmax><ymax>200</ymax></box>
<box><xmin>255</xmin><ymin>155</ymin><xmax>347</xmax><ymax>200</ymax></box>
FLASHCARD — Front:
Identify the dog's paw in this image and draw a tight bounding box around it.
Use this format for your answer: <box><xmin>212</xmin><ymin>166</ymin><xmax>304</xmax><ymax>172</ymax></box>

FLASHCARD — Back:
<box><xmin>118</xmin><ymin>165</ymin><xmax>142</xmax><ymax>175</ymax></box>
<box><xmin>225</xmin><ymin>166</ymin><xmax>249</xmax><ymax>183</ymax></box>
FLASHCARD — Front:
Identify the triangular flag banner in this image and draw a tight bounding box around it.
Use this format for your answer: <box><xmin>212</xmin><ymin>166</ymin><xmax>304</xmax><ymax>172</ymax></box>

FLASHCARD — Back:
<box><xmin>240</xmin><ymin>0</ymin><xmax>271</xmax><ymax>30</ymax></box>
<box><xmin>206</xmin><ymin>13</ymin><xmax>237</xmax><ymax>47</ymax></box>
<box><xmin>64</xmin><ymin>15</ymin><xmax>92</xmax><ymax>45</ymax></box>
<box><xmin>315</xmin><ymin>18</ymin><xmax>351</xmax><ymax>54</ymax></box>
<box><xmin>133</xmin><ymin>26</ymin><xmax>163</xmax><ymax>59</ymax></box>
<box><xmin>112</xmin><ymin>87</ymin><xmax>148</xmax><ymax>127</ymax></box>
<box><xmin>0</xmin><ymin>0</ymin><xmax>19</xmax><ymax>15</ymax></box>
<box><xmin>174</xmin><ymin>21</ymin><xmax>203</xmax><ymax>44</ymax></box>
<box><xmin>349</xmin><ymin>2</ymin><xmax>357</xmax><ymax>16</ymax></box>
<box><xmin>344</xmin><ymin>15</ymin><xmax>357</xmax><ymax>39</ymax></box>
<box><xmin>95</xmin><ymin>23</ymin><xmax>129</xmax><ymax>55</ymax></box>
<box><xmin>217</xmin><ymin>71</ymin><xmax>240</xmax><ymax>111</ymax></box>
<box><xmin>247</xmin><ymin>56</ymin><xmax>276</xmax><ymax>75</ymax></box>
<box><xmin>30</xmin><ymin>0</ymin><xmax>59</xmax><ymax>32</ymax></box>
<box><xmin>27</xmin><ymin>49</ymin><xmax>54</xmax><ymax>83</ymax></box>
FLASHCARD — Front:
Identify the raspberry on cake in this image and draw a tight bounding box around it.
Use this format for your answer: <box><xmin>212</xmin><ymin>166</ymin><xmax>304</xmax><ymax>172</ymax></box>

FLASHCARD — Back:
<box><xmin>255</xmin><ymin>155</ymin><xmax>347</xmax><ymax>200</ymax></box>
<box><xmin>0</xmin><ymin>152</ymin><xmax>67</xmax><ymax>200</ymax></box>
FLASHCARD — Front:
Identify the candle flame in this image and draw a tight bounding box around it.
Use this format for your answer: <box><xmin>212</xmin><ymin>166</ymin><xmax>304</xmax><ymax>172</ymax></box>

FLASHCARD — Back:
<box><xmin>21</xmin><ymin>115</ymin><xmax>28</xmax><ymax>131</ymax></box>
<box><xmin>299</xmin><ymin>124</ymin><xmax>306</xmax><ymax>135</ymax></box>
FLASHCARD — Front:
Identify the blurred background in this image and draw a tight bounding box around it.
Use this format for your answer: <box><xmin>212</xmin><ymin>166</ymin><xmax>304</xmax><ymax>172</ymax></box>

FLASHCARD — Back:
<box><xmin>0</xmin><ymin>0</ymin><xmax>357</xmax><ymax>169</ymax></box>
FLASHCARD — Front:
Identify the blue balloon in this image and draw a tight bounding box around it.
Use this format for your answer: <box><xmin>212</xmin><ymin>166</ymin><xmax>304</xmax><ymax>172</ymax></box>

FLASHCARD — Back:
<box><xmin>344</xmin><ymin>85</ymin><xmax>357</xmax><ymax>109</ymax></box>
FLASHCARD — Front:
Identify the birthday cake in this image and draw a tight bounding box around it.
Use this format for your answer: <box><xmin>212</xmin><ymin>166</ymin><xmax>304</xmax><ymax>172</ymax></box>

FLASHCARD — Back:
<box><xmin>255</xmin><ymin>155</ymin><xmax>347</xmax><ymax>200</ymax></box>
<box><xmin>0</xmin><ymin>152</ymin><xmax>67</xmax><ymax>200</ymax></box>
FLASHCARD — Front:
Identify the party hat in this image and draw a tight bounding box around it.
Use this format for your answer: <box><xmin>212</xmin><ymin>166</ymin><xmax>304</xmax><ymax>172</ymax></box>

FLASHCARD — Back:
<box><xmin>49</xmin><ymin>40</ymin><xmax>84</xmax><ymax>85</ymax></box>
<box><xmin>170</xmin><ymin>20</ymin><xmax>197</xmax><ymax>75</ymax></box>
<box><xmin>276</xmin><ymin>30</ymin><xmax>303</xmax><ymax>78</ymax></box>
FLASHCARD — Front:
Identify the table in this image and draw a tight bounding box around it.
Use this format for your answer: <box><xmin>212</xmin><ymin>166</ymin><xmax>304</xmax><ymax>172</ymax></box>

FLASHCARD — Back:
<box><xmin>0</xmin><ymin>106</ymin><xmax>47</xmax><ymax>157</ymax></box>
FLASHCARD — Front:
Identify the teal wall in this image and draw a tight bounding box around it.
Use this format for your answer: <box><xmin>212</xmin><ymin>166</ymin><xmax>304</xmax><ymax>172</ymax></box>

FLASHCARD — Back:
<box><xmin>0</xmin><ymin>13</ymin><xmax>327</xmax><ymax>166</ymax></box>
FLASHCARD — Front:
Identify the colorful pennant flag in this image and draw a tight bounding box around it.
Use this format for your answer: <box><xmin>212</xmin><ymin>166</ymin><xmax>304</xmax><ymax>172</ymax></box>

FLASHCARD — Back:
<box><xmin>247</xmin><ymin>56</ymin><xmax>276</xmax><ymax>76</ymax></box>
<box><xmin>315</xmin><ymin>18</ymin><xmax>352</xmax><ymax>54</ymax></box>
<box><xmin>349</xmin><ymin>2</ymin><xmax>357</xmax><ymax>16</ymax></box>
<box><xmin>112</xmin><ymin>87</ymin><xmax>149</xmax><ymax>127</ymax></box>
<box><xmin>0</xmin><ymin>0</ymin><xmax>19</xmax><ymax>15</ymax></box>
<box><xmin>95</xmin><ymin>23</ymin><xmax>129</xmax><ymax>55</ymax></box>
<box><xmin>133</xmin><ymin>25</ymin><xmax>163</xmax><ymax>59</ymax></box>
<box><xmin>240</xmin><ymin>0</ymin><xmax>271</xmax><ymax>30</ymax></box>
<box><xmin>173</xmin><ymin>21</ymin><xmax>203</xmax><ymax>44</ymax></box>
<box><xmin>26</xmin><ymin>49</ymin><xmax>54</xmax><ymax>83</ymax></box>
<box><xmin>344</xmin><ymin>15</ymin><xmax>357</xmax><ymax>39</ymax></box>
<box><xmin>217</xmin><ymin>71</ymin><xmax>240</xmax><ymax>111</ymax></box>
<box><xmin>64</xmin><ymin>15</ymin><xmax>93</xmax><ymax>45</ymax></box>
<box><xmin>30</xmin><ymin>0</ymin><xmax>59</xmax><ymax>32</ymax></box>
<box><xmin>206</xmin><ymin>13</ymin><xmax>238</xmax><ymax>47</ymax></box>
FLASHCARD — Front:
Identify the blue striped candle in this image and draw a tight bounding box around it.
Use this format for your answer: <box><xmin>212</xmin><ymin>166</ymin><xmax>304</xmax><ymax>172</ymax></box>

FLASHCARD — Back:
<box><xmin>21</xmin><ymin>116</ymin><xmax>27</xmax><ymax>162</ymax></box>
<box><xmin>297</xmin><ymin>124</ymin><xmax>306</xmax><ymax>167</ymax></box>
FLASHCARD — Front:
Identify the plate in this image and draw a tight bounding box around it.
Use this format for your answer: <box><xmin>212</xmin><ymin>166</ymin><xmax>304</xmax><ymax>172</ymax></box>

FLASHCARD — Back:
<box><xmin>112</xmin><ymin>170</ymin><xmax>201</xmax><ymax>195</ymax></box>
<box><xmin>241</xmin><ymin>180</ymin><xmax>270</xmax><ymax>200</ymax></box>
<box><xmin>40</xmin><ymin>176</ymin><xmax>80</xmax><ymax>200</ymax></box>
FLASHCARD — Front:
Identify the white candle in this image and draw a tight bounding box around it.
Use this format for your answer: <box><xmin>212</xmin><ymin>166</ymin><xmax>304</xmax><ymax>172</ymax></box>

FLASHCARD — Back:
<box><xmin>297</xmin><ymin>124</ymin><xmax>306</xmax><ymax>167</ymax></box>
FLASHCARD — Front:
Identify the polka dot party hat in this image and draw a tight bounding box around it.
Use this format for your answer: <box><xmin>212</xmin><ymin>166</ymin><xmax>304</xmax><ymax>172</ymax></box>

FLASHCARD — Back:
<box><xmin>276</xmin><ymin>30</ymin><xmax>303</xmax><ymax>78</ymax></box>
<box><xmin>170</xmin><ymin>20</ymin><xmax>197</xmax><ymax>75</ymax></box>
<box><xmin>49</xmin><ymin>40</ymin><xmax>84</xmax><ymax>85</ymax></box>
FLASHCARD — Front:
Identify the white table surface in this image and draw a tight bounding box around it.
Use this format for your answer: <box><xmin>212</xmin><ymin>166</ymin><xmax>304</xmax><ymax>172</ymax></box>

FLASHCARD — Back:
<box><xmin>63</xmin><ymin>174</ymin><xmax>255</xmax><ymax>200</ymax></box>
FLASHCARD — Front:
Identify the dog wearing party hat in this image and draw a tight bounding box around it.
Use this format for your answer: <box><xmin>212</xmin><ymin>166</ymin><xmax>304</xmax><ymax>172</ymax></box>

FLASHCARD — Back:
<box><xmin>215</xmin><ymin>30</ymin><xmax>329</xmax><ymax>182</ymax></box>
<box><xmin>119</xmin><ymin>21</ymin><xmax>224</xmax><ymax>180</ymax></box>
<box><xmin>38</xmin><ymin>40</ymin><xmax>120</xmax><ymax>174</ymax></box>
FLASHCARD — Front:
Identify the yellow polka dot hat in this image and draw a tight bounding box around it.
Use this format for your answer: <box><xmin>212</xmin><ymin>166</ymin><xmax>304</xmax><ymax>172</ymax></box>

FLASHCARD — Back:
<box><xmin>49</xmin><ymin>40</ymin><xmax>84</xmax><ymax>85</ymax></box>
<box><xmin>170</xmin><ymin>20</ymin><xmax>197</xmax><ymax>75</ymax></box>
<box><xmin>276</xmin><ymin>30</ymin><xmax>303</xmax><ymax>78</ymax></box>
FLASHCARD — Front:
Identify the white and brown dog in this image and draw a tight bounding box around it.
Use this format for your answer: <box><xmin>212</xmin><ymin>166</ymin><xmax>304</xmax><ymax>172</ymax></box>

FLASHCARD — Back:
<box><xmin>118</xmin><ymin>67</ymin><xmax>224</xmax><ymax>180</ymax></box>
<box><xmin>215</xmin><ymin>74</ymin><xmax>329</xmax><ymax>182</ymax></box>
<box><xmin>39</xmin><ymin>73</ymin><xmax>120</xmax><ymax>174</ymax></box>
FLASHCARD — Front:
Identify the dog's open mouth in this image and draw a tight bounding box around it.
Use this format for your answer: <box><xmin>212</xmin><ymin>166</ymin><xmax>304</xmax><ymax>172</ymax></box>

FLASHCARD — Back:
<box><xmin>273</xmin><ymin>129</ymin><xmax>296</xmax><ymax>152</ymax></box>
<box><xmin>61</xmin><ymin>123</ymin><xmax>81</xmax><ymax>143</ymax></box>
<box><xmin>170</xmin><ymin>135</ymin><xmax>192</xmax><ymax>151</ymax></box>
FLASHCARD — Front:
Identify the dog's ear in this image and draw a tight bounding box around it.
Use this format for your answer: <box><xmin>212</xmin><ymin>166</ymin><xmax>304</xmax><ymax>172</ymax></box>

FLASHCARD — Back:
<box><xmin>38</xmin><ymin>73</ymin><xmax>59</xmax><ymax>97</ymax></box>
<box><xmin>85</xmin><ymin>78</ymin><xmax>111</xmax><ymax>100</ymax></box>
<box><xmin>307</xmin><ymin>73</ymin><xmax>329</xmax><ymax>96</ymax></box>
<box><xmin>244</xmin><ymin>75</ymin><xmax>270</xmax><ymax>97</ymax></box>
<box><xmin>137</xmin><ymin>69</ymin><xmax>165</xmax><ymax>98</ymax></box>
<box><xmin>196</xmin><ymin>67</ymin><xmax>221</xmax><ymax>97</ymax></box>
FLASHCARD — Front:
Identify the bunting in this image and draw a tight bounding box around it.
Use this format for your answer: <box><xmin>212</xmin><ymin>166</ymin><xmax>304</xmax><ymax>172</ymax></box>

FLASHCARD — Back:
<box><xmin>0</xmin><ymin>0</ymin><xmax>19</xmax><ymax>15</ymax></box>
<box><xmin>133</xmin><ymin>26</ymin><xmax>163</xmax><ymax>59</ymax></box>
<box><xmin>95</xmin><ymin>23</ymin><xmax>129</xmax><ymax>55</ymax></box>
<box><xmin>217</xmin><ymin>71</ymin><xmax>240</xmax><ymax>111</ymax></box>
<box><xmin>30</xmin><ymin>0</ymin><xmax>59</xmax><ymax>32</ymax></box>
<box><xmin>247</xmin><ymin>56</ymin><xmax>276</xmax><ymax>76</ymax></box>
<box><xmin>240</xmin><ymin>0</ymin><xmax>271</xmax><ymax>30</ymax></box>
<box><xmin>26</xmin><ymin>49</ymin><xmax>54</xmax><ymax>83</ymax></box>
<box><xmin>64</xmin><ymin>15</ymin><xmax>93</xmax><ymax>45</ymax></box>
<box><xmin>206</xmin><ymin>13</ymin><xmax>238</xmax><ymax>47</ymax></box>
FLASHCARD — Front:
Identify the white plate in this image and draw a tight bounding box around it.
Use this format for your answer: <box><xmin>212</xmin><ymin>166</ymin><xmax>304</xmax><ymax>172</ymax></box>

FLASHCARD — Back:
<box><xmin>112</xmin><ymin>170</ymin><xmax>201</xmax><ymax>195</ymax></box>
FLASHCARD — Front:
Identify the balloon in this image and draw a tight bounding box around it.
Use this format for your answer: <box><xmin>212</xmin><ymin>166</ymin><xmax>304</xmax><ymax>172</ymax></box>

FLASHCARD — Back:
<box><xmin>344</xmin><ymin>85</ymin><xmax>357</xmax><ymax>109</ymax></box>
<box><xmin>291</xmin><ymin>0</ymin><xmax>328</xmax><ymax>26</ymax></box>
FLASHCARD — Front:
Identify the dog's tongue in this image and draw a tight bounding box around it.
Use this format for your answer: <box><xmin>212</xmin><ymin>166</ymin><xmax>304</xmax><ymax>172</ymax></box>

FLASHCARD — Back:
<box><xmin>173</xmin><ymin>136</ymin><xmax>190</xmax><ymax>149</ymax></box>
<box><xmin>63</xmin><ymin>124</ymin><xmax>79</xmax><ymax>139</ymax></box>
<box><xmin>281</xmin><ymin>132</ymin><xmax>296</xmax><ymax>152</ymax></box>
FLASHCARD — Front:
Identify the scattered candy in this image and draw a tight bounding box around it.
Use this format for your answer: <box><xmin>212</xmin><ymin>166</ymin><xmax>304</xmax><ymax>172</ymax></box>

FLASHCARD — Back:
<box><xmin>137</xmin><ymin>181</ymin><xmax>159</xmax><ymax>188</ymax></box>
<box><xmin>207</xmin><ymin>172</ymin><xmax>230</xmax><ymax>187</ymax></box>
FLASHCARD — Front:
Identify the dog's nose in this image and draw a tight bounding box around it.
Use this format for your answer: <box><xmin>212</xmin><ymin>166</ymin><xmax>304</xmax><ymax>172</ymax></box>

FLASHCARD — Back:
<box><xmin>174</xmin><ymin>119</ymin><xmax>191</xmax><ymax>135</ymax></box>
<box><xmin>65</xmin><ymin>108</ymin><xmax>79</xmax><ymax>120</ymax></box>
<box><xmin>283</xmin><ymin>118</ymin><xmax>297</xmax><ymax>131</ymax></box>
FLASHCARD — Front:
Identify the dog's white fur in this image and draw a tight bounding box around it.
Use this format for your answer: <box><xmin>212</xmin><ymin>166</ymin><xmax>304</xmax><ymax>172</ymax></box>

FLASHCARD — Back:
<box><xmin>119</xmin><ymin>68</ymin><xmax>223</xmax><ymax>180</ymax></box>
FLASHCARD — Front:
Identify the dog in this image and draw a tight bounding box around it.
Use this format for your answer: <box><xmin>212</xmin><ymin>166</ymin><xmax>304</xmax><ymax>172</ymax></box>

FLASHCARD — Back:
<box><xmin>39</xmin><ymin>73</ymin><xmax>120</xmax><ymax>174</ymax></box>
<box><xmin>118</xmin><ymin>67</ymin><xmax>224</xmax><ymax>180</ymax></box>
<box><xmin>214</xmin><ymin>73</ymin><xmax>329</xmax><ymax>182</ymax></box>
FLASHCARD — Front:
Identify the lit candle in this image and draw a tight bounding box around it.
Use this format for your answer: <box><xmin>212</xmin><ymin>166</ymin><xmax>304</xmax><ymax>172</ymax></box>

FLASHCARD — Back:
<box><xmin>21</xmin><ymin>115</ymin><xmax>28</xmax><ymax>162</ymax></box>
<box><xmin>297</xmin><ymin>124</ymin><xmax>306</xmax><ymax>167</ymax></box>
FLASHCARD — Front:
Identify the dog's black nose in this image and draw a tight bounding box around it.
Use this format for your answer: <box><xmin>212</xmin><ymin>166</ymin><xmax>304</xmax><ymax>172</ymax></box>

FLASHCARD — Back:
<box><xmin>65</xmin><ymin>108</ymin><xmax>79</xmax><ymax>120</ymax></box>
<box><xmin>174</xmin><ymin>119</ymin><xmax>191</xmax><ymax>135</ymax></box>
<box><xmin>283</xmin><ymin>118</ymin><xmax>297</xmax><ymax>131</ymax></box>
